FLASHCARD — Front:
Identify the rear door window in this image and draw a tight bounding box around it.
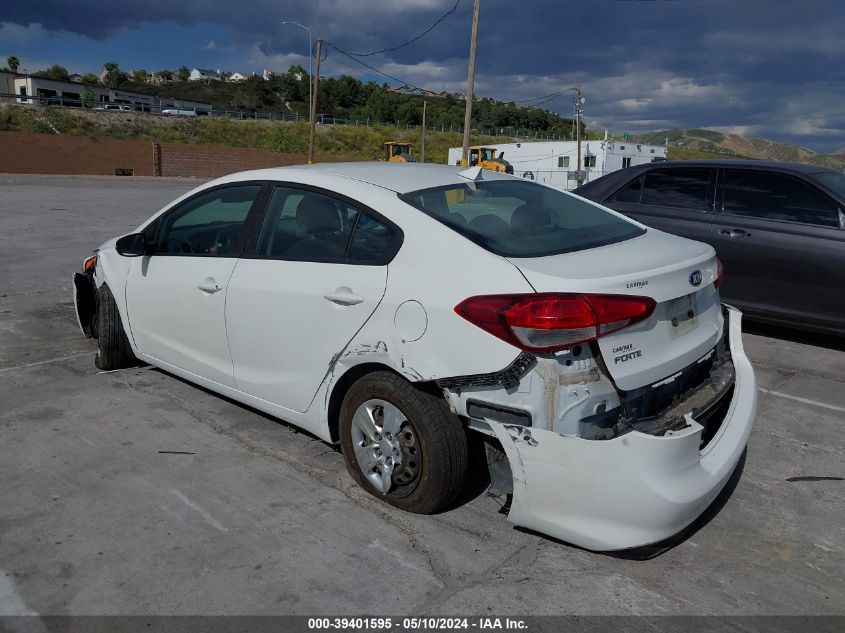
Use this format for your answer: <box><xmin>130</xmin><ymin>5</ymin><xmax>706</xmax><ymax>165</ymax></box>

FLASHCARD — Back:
<box><xmin>640</xmin><ymin>168</ymin><xmax>714</xmax><ymax>212</ymax></box>
<box><xmin>255</xmin><ymin>186</ymin><xmax>403</xmax><ymax>264</ymax></box>
<box><xmin>609</xmin><ymin>176</ymin><xmax>643</xmax><ymax>203</ymax></box>
<box><xmin>722</xmin><ymin>170</ymin><xmax>840</xmax><ymax>228</ymax></box>
<box><xmin>400</xmin><ymin>179</ymin><xmax>644</xmax><ymax>258</ymax></box>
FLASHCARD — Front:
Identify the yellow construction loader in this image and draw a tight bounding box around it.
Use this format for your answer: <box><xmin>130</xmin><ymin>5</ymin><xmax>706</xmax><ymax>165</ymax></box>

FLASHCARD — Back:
<box><xmin>458</xmin><ymin>146</ymin><xmax>513</xmax><ymax>174</ymax></box>
<box><xmin>382</xmin><ymin>142</ymin><xmax>416</xmax><ymax>162</ymax></box>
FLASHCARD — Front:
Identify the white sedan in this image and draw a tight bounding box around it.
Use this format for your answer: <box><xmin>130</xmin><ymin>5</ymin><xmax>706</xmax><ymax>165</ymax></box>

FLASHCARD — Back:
<box><xmin>73</xmin><ymin>162</ymin><xmax>756</xmax><ymax>551</ymax></box>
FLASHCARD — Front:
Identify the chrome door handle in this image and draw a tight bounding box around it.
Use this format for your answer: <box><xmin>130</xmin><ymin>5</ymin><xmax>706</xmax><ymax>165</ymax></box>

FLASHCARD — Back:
<box><xmin>324</xmin><ymin>290</ymin><xmax>365</xmax><ymax>306</ymax></box>
<box><xmin>719</xmin><ymin>228</ymin><xmax>751</xmax><ymax>238</ymax></box>
<box><xmin>197</xmin><ymin>278</ymin><xmax>222</xmax><ymax>294</ymax></box>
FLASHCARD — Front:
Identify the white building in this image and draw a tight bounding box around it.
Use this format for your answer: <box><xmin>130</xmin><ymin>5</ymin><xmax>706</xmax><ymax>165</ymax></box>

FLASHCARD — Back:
<box><xmin>10</xmin><ymin>74</ymin><xmax>211</xmax><ymax>113</ymax></box>
<box><xmin>189</xmin><ymin>68</ymin><xmax>221</xmax><ymax>81</ymax></box>
<box><xmin>447</xmin><ymin>138</ymin><xmax>666</xmax><ymax>190</ymax></box>
<box><xmin>228</xmin><ymin>72</ymin><xmax>252</xmax><ymax>82</ymax></box>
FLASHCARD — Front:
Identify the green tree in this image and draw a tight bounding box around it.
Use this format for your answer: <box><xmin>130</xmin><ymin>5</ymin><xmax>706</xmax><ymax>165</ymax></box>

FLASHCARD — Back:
<box><xmin>82</xmin><ymin>73</ymin><xmax>99</xmax><ymax>84</ymax></box>
<box><xmin>102</xmin><ymin>61</ymin><xmax>123</xmax><ymax>87</ymax></box>
<box><xmin>176</xmin><ymin>66</ymin><xmax>190</xmax><ymax>81</ymax></box>
<box><xmin>33</xmin><ymin>64</ymin><xmax>70</xmax><ymax>81</ymax></box>
<box><xmin>81</xmin><ymin>89</ymin><xmax>95</xmax><ymax>107</ymax></box>
<box><xmin>7</xmin><ymin>56</ymin><xmax>20</xmax><ymax>73</ymax></box>
<box><xmin>156</xmin><ymin>69</ymin><xmax>173</xmax><ymax>81</ymax></box>
<box><xmin>133</xmin><ymin>69</ymin><xmax>148</xmax><ymax>83</ymax></box>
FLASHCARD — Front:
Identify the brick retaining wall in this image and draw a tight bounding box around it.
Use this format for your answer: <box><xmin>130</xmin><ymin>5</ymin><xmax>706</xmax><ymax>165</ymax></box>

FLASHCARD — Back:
<box><xmin>0</xmin><ymin>131</ymin><xmax>333</xmax><ymax>177</ymax></box>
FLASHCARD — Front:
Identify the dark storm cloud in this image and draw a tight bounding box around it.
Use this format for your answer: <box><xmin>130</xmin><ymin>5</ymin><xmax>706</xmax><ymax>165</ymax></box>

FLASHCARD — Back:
<box><xmin>4</xmin><ymin>0</ymin><xmax>845</xmax><ymax>151</ymax></box>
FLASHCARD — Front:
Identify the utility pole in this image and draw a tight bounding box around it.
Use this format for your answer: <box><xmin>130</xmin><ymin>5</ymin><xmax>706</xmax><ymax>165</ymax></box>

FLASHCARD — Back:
<box><xmin>308</xmin><ymin>39</ymin><xmax>322</xmax><ymax>164</ymax></box>
<box><xmin>575</xmin><ymin>85</ymin><xmax>584</xmax><ymax>186</ymax></box>
<box><xmin>421</xmin><ymin>99</ymin><xmax>427</xmax><ymax>163</ymax></box>
<box><xmin>461</xmin><ymin>0</ymin><xmax>480</xmax><ymax>165</ymax></box>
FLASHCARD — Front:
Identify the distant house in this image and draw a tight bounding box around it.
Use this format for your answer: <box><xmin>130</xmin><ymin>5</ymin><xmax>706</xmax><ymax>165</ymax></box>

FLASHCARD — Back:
<box><xmin>68</xmin><ymin>73</ymin><xmax>83</xmax><ymax>83</ymax></box>
<box><xmin>262</xmin><ymin>69</ymin><xmax>274</xmax><ymax>81</ymax></box>
<box><xmin>189</xmin><ymin>68</ymin><xmax>221</xmax><ymax>81</ymax></box>
<box><xmin>228</xmin><ymin>72</ymin><xmax>251</xmax><ymax>82</ymax></box>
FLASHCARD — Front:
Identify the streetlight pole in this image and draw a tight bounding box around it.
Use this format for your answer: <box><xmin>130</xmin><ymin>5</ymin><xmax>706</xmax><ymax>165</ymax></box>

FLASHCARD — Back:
<box><xmin>282</xmin><ymin>20</ymin><xmax>312</xmax><ymax>124</ymax></box>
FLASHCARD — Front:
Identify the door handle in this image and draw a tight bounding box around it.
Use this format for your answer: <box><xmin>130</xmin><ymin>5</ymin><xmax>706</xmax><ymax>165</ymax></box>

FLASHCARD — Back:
<box><xmin>196</xmin><ymin>278</ymin><xmax>222</xmax><ymax>294</ymax></box>
<box><xmin>324</xmin><ymin>289</ymin><xmax>365</xmax><ymax>306</ymax></box>
<box><xmin>719</xmin><ymin>228</ymin><xmax>751</xmax><ymax>238</ymax></box>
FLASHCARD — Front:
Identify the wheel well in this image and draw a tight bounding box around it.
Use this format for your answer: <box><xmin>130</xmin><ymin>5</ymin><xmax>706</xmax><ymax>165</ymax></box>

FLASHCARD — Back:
<box><xmin>326</xmin><ymin>363</ymin><xmax>440</xmax><ymax>443</ymax></box>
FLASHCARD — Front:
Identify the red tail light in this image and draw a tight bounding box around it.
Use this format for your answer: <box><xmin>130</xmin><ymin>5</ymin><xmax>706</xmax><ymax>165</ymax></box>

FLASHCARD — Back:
<box><xmin>714</xmin><ymin>258</ymin><xmax>724</xmax><ymax>289</ymax></box>
<box><xmin>455</xmin><ymin>293</ymin><xmax>656</xmax><ymax>352</ymax></box>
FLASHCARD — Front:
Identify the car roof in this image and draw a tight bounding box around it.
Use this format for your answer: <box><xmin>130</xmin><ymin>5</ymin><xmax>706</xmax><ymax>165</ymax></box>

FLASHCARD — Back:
<box><xmin>227</xmin><ymin>161</ymin><xmax>513</xmax><ymax>194</ymax></box>
<box><xmin>624</xmin><ymin>159</ymin><xmax>836</xmax><ymax>175</ymax></box>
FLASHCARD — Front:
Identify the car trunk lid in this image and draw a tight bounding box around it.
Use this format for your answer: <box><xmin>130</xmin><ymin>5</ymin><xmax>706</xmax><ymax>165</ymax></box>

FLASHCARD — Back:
<box><xmin>508</xmin><ymin>230</ymin><xmax>723</xmax><ymax>390</ymax></box>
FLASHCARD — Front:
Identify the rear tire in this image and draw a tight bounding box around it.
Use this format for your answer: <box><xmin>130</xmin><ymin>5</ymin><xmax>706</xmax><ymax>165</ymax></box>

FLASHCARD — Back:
<box><xmin>95</xmin><ymin>284</ymin><xmax>136</xmax><ymax>370</ymax></box>
<box><xmin>339</xmin><ymin>371</ymin><xmax>468</xmax><ymax>514</ymax></box>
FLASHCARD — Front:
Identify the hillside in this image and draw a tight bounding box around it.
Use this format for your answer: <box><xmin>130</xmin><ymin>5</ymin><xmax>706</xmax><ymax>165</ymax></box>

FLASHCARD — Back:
<box><xmin>636</xmin><ymin>128</ymin><xmax>845</xmax><ymax>170</ymax></box>
<box><xmin>0</xmin><ymin>102</ymin><xmax>498</xmax><ymax>165</ymax></box>
<box><xmin>114</xmin><ymin>65</ymin><xmax>580</xmax><ymax>139</ymax></box>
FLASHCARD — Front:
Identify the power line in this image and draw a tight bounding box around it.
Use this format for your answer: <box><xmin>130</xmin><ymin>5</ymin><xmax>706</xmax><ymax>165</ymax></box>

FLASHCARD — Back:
<box><xmin>323</xmin><ymin>40</ymin><xmax>428</xmax><ymax>93</ymax></box>
<box><xmin>344</xmin><ymin>0</ymin><xmax>461</xmax><ymax>57</ymax></box>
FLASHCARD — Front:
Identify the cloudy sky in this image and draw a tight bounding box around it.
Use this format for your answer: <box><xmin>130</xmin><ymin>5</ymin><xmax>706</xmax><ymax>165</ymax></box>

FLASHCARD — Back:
<box><xmin>2</xmin><ymin>0</ymin><xmax>844</xmax><ymax>152</ymax></box>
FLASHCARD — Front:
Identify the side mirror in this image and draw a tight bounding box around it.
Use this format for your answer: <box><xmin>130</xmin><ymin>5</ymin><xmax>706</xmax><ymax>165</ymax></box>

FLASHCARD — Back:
<box><xmin>115</xmin><ymin>233</ymin><xmax>148</xmax><ymax>257</ymax></box>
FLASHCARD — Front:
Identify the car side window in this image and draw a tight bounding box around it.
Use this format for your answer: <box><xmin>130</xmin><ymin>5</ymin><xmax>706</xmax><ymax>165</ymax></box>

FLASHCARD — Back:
<box><xmin>256</xmin><ymin>187</ymin><xmax>357</xmax><ymax>261</ymax></box>
<box><xmin>347</xmin><ymin>213</ymin><xmax>401</xmax><ymax>264</ymax></box>
<box><xmin>157</xmin><ymin>185</ymin><xmax>262</xmax><ymax>256</ymax></box>
<box><xmin>722</xmin><ymin>170</ymin><xmax>840</xmax><ymax>228</ymax></box>
<box><xmin>609</xmin><ymin>176</ymin><xmax>643</xmax><ymax>203</ymax></box>
<box><xmin>640</xmin><ymin>168</ymin><xmax>714</xmax><ymax>212</ymax></box>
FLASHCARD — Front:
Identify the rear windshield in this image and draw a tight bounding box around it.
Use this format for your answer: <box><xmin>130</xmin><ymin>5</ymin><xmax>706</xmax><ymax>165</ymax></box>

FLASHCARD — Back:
<box><xmin>399</xmin><ymin>180</ymin><xmax>644</xmax><ymax>258</ymax></box>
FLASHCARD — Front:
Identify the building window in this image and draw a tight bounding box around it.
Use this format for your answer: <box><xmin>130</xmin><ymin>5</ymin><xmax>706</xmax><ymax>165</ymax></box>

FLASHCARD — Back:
<box><xmin>557</xmin><ymin>156</ymin><xmax>570</xmax><ymax>168</ymax></box>
<box><xmin>620</xmin><ymin>145</ymin><xmax>625</xmax><ymax>150</ymax></box>
<box><xmin>583</xmin><ymin>155</ymin><xmax>596</xmax><ymax>168</ymax></box>
<box><xmin>650</xmin><ymin>149</ymin><xmax>655</xmax><ymax>153</ymax></box>
<box><xmin>622</xmin><ymin>157</ymin><xmax>632</xmax><ymax>168</ymax></box>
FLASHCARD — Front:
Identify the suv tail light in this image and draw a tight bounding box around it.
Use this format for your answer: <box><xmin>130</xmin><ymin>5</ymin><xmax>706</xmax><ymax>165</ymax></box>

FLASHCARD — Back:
<box><xmin>455</xmin><ymin>293</ymin><xmax>656</xmax><ymax>353</ymax></box>
<box><xmin>714</xmin><ymin>258</ymin><xmax>724</xmax><ymax>289</ymax></box>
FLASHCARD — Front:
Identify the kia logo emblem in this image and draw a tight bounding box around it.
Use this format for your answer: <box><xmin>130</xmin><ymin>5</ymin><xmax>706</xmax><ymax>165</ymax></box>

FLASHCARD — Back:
<box><xmin>689</xmin><ymin>270</ymin><xmax>703</xmax><ymax>287</ymax></box>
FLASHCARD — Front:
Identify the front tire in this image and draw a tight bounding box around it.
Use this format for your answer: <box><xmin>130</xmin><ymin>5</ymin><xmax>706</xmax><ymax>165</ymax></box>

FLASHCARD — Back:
<box><xmin>339</xmin><ymin>371</ymin><xmax>468</xmax><ymax>514</ymax></box>
<box><xmin>95</xmin><ymin>284</ymin><xmax>136</xmax><ymax>370</ymax></box>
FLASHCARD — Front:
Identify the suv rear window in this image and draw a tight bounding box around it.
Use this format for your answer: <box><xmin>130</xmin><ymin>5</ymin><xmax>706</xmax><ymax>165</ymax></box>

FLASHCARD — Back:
<box><xmin>400</xmin><ymin>180</ymin><xmax>644</xmax><ymax>258</ymax></box>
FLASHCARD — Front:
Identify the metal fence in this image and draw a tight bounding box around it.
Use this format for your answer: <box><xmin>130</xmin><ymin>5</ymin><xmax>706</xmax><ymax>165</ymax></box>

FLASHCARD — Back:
<box><xmin>0</xmin><ymin>92</ymin><xmax>572</xmax><ymax>141</ymax></box>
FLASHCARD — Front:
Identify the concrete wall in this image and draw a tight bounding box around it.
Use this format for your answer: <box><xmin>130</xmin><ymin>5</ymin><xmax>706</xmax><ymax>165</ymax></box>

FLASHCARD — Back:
<box><xmin>0</xmin><ymin>132</ymin><xmax>332</xmax><ymax>177</ymax></box>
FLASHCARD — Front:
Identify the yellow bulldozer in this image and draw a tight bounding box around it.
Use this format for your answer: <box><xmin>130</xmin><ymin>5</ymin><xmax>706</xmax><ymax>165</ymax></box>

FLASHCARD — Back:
<box><xmin>381</xmin><ymin>142</ymin><xmax>416</xmax><ymax>163</ymax></box>
<box><xmin>457</xmin><ymin>146</ymin><xmax>513</xmax><ymax>174</ymax></box>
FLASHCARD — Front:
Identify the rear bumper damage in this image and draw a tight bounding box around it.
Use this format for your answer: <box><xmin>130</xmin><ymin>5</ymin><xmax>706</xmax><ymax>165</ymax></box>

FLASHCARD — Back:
<box><xmin>449</xmin><ymin>306</ymin><xmax>756</xmax><ymax>551</ymax></box>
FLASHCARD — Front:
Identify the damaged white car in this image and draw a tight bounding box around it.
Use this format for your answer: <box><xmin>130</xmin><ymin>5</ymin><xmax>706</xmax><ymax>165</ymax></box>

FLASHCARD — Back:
<box><xmin>73</xmin><ymin>162</ymin><xmax>756</xmax><ymax>551</ymax></box>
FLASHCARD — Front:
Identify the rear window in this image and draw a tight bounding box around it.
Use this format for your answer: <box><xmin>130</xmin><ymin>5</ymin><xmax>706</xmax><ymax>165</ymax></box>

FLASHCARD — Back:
<box><xmin>400</xmin><ymin>180</ymin><xmax>644</xmax><ymax>258</ymax></box>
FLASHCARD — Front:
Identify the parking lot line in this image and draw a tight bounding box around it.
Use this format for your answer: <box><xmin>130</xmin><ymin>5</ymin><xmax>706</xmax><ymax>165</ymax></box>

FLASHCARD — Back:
<box><xmin>0</xmin><ymin>351</ymin><xmax>91</xmax><ymax>374</ymax></box>
<box><xmin>758</xmin><ymin>387</ymin><xmax>845</xmax><ymax>414</ymax></box>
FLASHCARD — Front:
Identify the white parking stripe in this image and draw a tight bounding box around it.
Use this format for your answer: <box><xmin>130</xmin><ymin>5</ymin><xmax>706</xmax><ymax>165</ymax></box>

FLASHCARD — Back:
<box><xmin>171</xmin><ymin>489</ymin><xmax>228</xmax><ymax>533</ymax></box>
<box><xmin>758</xmin><ymin>387</ymin><xmax>845</xmax><ymax>414</ymax></box>
<box><xmin>0</xmin><ymin>351</ymin><xmax>91</xmax><ymax>374</ymax></box>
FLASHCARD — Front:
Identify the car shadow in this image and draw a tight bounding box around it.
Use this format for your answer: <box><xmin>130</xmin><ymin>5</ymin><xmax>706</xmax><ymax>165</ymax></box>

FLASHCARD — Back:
<box><xmin>743</xmin><ymin>319</ymin><xmax>845</xmax><ymax>352</ymax></box>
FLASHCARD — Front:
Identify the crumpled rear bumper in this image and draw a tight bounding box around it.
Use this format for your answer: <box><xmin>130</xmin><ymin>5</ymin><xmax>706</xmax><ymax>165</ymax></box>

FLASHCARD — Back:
<box><xmin>487</xmin><ymin>306</ymin><xmax>756</xmax><ymax>551</ymax></box>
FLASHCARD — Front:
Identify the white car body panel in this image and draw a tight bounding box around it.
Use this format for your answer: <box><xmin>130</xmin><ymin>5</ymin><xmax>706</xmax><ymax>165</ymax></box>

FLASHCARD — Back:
<box><xmin>125</xmin><ymin>256</ymin><xmax>239</xmax><ymax>387</ymax></box>
<box><xmin>76</xmin><ymin>162</ymin><xmax>756</xmax><ymax>551</ymax></box>
<box><xmin>226</xmin><ymin>258</ymin><xmax>388</xmax><ymax>413</ymax></box>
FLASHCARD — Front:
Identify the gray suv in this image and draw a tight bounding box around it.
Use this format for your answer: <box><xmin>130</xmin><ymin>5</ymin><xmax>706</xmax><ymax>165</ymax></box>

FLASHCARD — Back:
<box><xmin>575</xmin><ymin>160</ymin><xmax>845</xmax><ymax>335</ymax></box>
